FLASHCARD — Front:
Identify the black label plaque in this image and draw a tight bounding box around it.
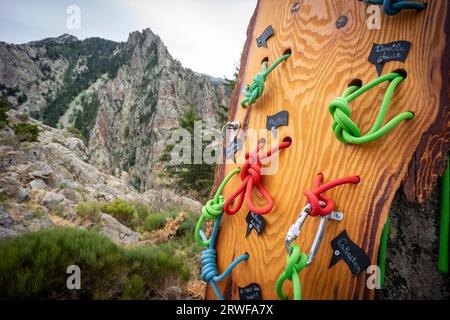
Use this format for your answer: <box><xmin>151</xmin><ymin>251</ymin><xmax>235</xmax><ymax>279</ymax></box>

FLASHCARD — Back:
<box><xmin>266</xmin><ymin>110</ymin><xmax>289</xmax><ymax>132</ymax></box>
<box><xmin>256</xmin><ymin>25</ymin><xmax>274</xmax><ymax>48</ymax></box>
<box><xmin>225</xmin><ymin>138</ymin><xmax>243</xmax><ymax>163</ymax></box>
<box><xmin>245</xmin><ymin>211</ymin><xmax>265</xmax><ymax>237</ymax></box>
<box><xmin>329</xmin><ymin>230</ymin><xmax>370</xmax><ymax>277</ymax></box>
<box><xmin>368</xmin><ymin>41</ymin><xmax>411</xmax><ymax>76</ymax></box>
<box><xmin>238</xmin><ymin>283</ymin><xmax>262</xmax><ymax>300</ymax></box>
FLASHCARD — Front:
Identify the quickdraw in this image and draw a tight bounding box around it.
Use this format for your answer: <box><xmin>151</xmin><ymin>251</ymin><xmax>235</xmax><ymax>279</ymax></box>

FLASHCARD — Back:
<box><xmin>224</xmin><ymin>138</ymin><xmax>292</xmax><ymax>215</ymax></box>
<box><xmin>276</xmin><ymin>173</ymin><xmax>360</xmax><ymax>300</ymax></box>
<box><xmin>241</xmin><ymin>52</ymin><xmax>290</xmax><ymax>109</ymax></box>
<box><xmin>361</xmin><ymin>0</ymin><xmax>427</xmax><ymax>16</ymax></box>
<box><xmin>329</xmin><ymin>71</ymin><xmax>414</xmax><ymax>144</ymax></box>
<box><xmin>195</xmin><ymin>169</ymin><xmax>249</xmax><ymax>300</ymax></box>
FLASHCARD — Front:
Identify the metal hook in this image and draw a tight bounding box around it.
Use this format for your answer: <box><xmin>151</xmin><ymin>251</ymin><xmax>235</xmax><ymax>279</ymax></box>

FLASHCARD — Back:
<box><xmin>284</xmin><ymin>201</ymin><xmax>344</xmax><ymax>266</ymax></box>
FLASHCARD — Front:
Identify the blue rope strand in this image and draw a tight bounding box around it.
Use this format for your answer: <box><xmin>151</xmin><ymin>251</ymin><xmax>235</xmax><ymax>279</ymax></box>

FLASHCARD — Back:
<box><xmin>362</xmin><ymin>0</ymin><xmax>426</xmax><ymax>15</ymax></box>
<box><xmin>200</xmin><ymin>214</ymin><xmax>249</xmax><ymax>300</ymax></box>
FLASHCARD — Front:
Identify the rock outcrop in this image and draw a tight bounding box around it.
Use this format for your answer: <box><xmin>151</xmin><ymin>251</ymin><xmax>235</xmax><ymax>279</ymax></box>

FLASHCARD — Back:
<box><xmin>0</xmin><ymin>110</ymin><xmax>202</xmax><ymax>245</ymax></box>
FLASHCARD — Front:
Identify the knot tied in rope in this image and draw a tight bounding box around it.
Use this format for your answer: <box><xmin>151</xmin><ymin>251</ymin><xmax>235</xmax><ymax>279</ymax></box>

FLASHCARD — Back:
<box><xmin>241</xmin><ymin>52</ymin><xmax>290</xmax><ymax>108</ymax></box>
<box><xmin>224</xmin><ymin>139</ymin><xmax>292</xmax><ymax>215</ymax></box>
<box><xmin>199</xmin><ymin>214</ymin><xmax>249</xmax><ymax>300</ymax></box>
<box><xmin>195</xmin><ymin>169</ymin><xmax>249</xmax><ymax>300</ymax></box>
<box><xmin>195</xmin><ymin>168</ymin><xmax>240</xmax><ymax>246</ymax></box>
<box><xmin>362</xmin><ymin>0</ymin><xmax>426</xmax><ymax>15</ymax></box>
<box><xmin>276</xmin><ymin>173</ymin><xmax>360</xmax><ymax>300</ymax></box>
<box><xmin>304</xmin><ymin>173</ymin><xmax>360</xmax><ymax>216</ymax></box>
<box><xmin>329</xmin><ymin>71</ymin><xmax>414</xmax><ymax>144</ymax></box>
<box><xmin>276</xmin><ymin>245</ymin><xmax>308</xmax><ymax>300</ymax></box>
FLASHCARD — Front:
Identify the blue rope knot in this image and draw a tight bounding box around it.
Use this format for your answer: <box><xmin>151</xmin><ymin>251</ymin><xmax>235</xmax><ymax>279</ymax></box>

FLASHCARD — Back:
<box><xmin>362</xmin><ymin>0</ymin><xmax>426</xmax><ymax>15</ymax></box>
<box><xmin>241</xmin><ymin>72</ymin><xmax>266</xmax><ymax>108</ymax></box>
<box><xmin>200</xmin><ymin>248</ymin><xmax>219</xmax><ymax>282</ymax></box>
<box><xmin>328</xmin><ymin>96</ymin><xmax>361</xmax><ymax>143</ymax></box>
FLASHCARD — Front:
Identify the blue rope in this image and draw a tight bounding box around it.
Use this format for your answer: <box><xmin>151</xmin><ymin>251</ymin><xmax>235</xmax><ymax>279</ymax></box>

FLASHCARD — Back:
<box><xmin>362</xmin><ymin>0</ymin><xmax>426</xmax><ymax>15</ymax></box>
<box><xmin>200</xmin><ymin>214</ymin><xmax>249</xmax><ymax>300</ymax></box>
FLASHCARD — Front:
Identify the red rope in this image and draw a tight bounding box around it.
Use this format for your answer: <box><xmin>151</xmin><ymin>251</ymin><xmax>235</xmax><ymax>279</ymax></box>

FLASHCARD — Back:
<box><xmin>304</xmin><ymin>173</ymin><xmax>360</xmax><ymax>216</ymax></box>
<box><xmin>224</xmin><ymin>139</ymin><xmax>292</xmax><ymax>215</ymax></box>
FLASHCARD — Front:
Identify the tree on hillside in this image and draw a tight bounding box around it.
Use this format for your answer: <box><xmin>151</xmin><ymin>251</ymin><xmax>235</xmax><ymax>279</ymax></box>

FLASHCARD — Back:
<box><xmin>159</xmin><ymin>105</ymin><xmax>217</xmax><ymax>200</ymax></box>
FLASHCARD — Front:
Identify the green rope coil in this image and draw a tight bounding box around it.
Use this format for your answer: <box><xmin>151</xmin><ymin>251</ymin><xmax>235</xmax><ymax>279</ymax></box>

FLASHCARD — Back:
<box><xmin>195</xmin><ymin>168</ymin><xmax>240</xmax><ymax>247</ymax></box>
<box><xmin>276</xmin><ymin>245</ymin><xmax>308</xmax><ymax>300</ymax></box>
<box><xmin>241</xmin><ymin>52</ymin><xmax>290</xmax><ymax>109</ymax></box>
<box><xmin>439</xmin><ymin>156</ymin><xmax>449</xmax><ymax>273</ymax></box>
<box><xmin>328</xmin><ymin>72</ymin><xmax>414</xmax><ymax>144</ymax></box>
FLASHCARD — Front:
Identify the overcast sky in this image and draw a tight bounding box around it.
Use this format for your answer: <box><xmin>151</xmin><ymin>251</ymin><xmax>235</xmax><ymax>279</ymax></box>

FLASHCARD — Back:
<box><xmin>0</xmin><ymin>0</ymin><xmax>257</xmax><ymax>78</ymax></box>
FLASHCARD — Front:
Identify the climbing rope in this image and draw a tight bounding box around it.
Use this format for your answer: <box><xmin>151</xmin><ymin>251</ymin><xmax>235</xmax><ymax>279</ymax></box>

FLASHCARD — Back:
<box><xmin>200</xmin><ymin>214</ymin><xmax>249</xmax><ymax>300</ymax></box>
<box><xmin>276</xmin><ymin>245</ymin><xmax>308</xmax><ymax>300</ymax></box>
<box><xmin>329</xmin><ymin>72</ymin><xmax>414</xmax><ymax>144</ymax></box>
<box><xmin>241</xmin><ymin>52</ymin><xmax>290</xmax><ymax>108</ymax></box>
<box><xmin>439</xmin><ymin>156</ymin><xmax>449</xmax><ymax>273</ymax></box>
<box><xmin>362</xmin><ymin>0</ymin><xmax>426</xmax><ymax>16</ymax></box>
<box><xmin>224</xmin><ymin>139</ymin><xmax>292</xmax><ymax>215</ymax></box>
<box><xmin>195</xmin><ymin>168</ymin><xmax>240</xmax><ymax>246</ymax></box>
<box><xmin>276</xmin><ymin>173</ymin><xmax>360</xmax><ymax>300</ymax></box>
<box><xmin>195</xmin><ymin>169</ymin><xmax>249</xmax><ymax>299</ymax></box>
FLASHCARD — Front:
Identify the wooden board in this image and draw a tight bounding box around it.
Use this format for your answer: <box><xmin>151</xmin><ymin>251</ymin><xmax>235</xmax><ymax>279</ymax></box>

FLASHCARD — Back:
<box><xmin>208</xmin><ymin>0</ymin><xmax>449</xmax><ymax>300</ymax></box>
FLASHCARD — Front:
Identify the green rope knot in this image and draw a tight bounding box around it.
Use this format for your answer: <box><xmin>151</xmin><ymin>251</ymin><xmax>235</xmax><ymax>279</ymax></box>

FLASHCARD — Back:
<box><xmin>328</xmin><ymin>72</ymin><xmax>414</xmax><ymax>145</ymax></box>
<box><xmin>240</xmin><ymin>52</ymin><xmax>290</xmax><ymax>109</ymax></box>
<box><xmin>276</xmin><ymin>245</ymin><xmax>308</xmax><ymax>300</ymax></box>
<box><xmin>194</xmin><ymin>168</ymin><xmax>240</xmax><ymax>246</ymax></box>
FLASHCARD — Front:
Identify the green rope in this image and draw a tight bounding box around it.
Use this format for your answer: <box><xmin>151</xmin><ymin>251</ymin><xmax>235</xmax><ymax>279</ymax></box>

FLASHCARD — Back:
<box><xmin>378</xmin><ymin>217</ymin><xmax>390</xmax><ymax>288</ymax></box>
<box><xmin>240</xmin><ymin>53</ymin><xmax>290</xmax><ymax>108</ymax></box>
<box><xmin>439</xmin><ymin>156</ymin><xmax>449</xmax><ymax>273</ymax></box>
<box><xmin>195</xmin><ymin>168</ymin><xmax>240</xmax><ymax>247</ymax></box>
<box><xmin>275</xmin><ymin>245</ymin><xmax>308</xmax><ymax>300</ymax></box>
<box><xmin>328</xmin><ymin>72</ymin><xmax>414</xmax><ymax>144</ymax></box>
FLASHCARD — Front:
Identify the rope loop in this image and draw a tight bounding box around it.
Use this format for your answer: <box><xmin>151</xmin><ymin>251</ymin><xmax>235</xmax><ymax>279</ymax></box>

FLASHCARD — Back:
<box><xmin>224</xmin><ymin>139</ymin><xmax>291</xmax><ymax>215</ymax></box>
<box><xmin>304</xmin><ymin>173</ymin><xmax>360</xmax><ymax>217</ymax></box>
<box><xmin>328</xmin><ymin>72</ymin><xmax>414</xmax><ymax>145</ymax></box>
<box><xmin>241</xmin><ymin>52</ymin><xmax>290</xmax><ymax>108</ymax></box>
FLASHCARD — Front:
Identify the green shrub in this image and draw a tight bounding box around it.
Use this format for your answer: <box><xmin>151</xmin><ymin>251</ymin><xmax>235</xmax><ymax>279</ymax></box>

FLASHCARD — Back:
<box><xmin>0</xmin><ymin>97</ymin><xmax>9</xmax><ymax>128</ymax></box>
<box><xmin>0</xmin><ymin>228</ymin><xmax>190</xmax><ymax>299</ymax></box>
<box><xmin>143</xmin><ymin>213</ymin><xmax>167</xmax><ymax>232</ymax></box>
<box><xmin>66</xmin><ymin>127</ymin><xmax>83</xmax><ymax>140</ymax></box>
<box><xmin>122</xmin><ymin>274</ymin><xmax>146</xmax><ymax>300</ymax></box>
<box><xmin>101</xmin><ymin>199</ymin><xmax>136</xmax><ymax>227</ymax></box>
<box><xmin>75</xmin><ymin>201</ymin><xmax>101</xmax><ymax>220</ymax></box>
<box><xmin>14</xmin><ymin>122</ymin><xmax>39</xmax><ymax>142</ymax></box>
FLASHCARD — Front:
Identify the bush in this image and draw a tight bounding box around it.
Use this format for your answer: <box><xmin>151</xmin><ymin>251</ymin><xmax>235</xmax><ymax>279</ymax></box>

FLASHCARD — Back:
<box><xmin>122</xmin><ymin>274</ymin><xmax>146</xmax><ymax>300</ymax></box>
<box><xmin>14</xmin><ymin>122</ymin><xmax>39</xmax><ymax>142</ymax></box>
<box><xmin>101</xmin><ymin>199</ymin><xmax>136</xmax><ymax>227</ymax></box>
<box><xmin>0</xmin><ymin>97</ymin><xmax>9</xmax><ymax>128</ymax></box>
<box><xmin>66</xmin><ymin>127</ymin><xmax>83</xmax><ymax>140</ymax></box>
<box><xmin>143</xmin><ymin>213</ymin><xmax>167</xmax><ymax>232</ymax></box>
<box><xmin>0</xmin><ymin>228</ymin><xmax>190</xmax><ymax>299</ymax></box>
<box><xmin>75</xmin><ymin>201</ymin><xmax>101</xmax><ymax>220</ymax></box>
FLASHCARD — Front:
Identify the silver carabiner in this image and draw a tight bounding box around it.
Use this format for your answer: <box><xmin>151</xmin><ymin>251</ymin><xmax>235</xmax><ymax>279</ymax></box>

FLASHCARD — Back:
<box><xmin>284</xmin><ymin>201</ymin><xmax>344</xmax><ymax>266</ymax></box>
<box><xmin>221</xmin><ymin>121</ymin><xmax>240</xmax><ymax>141</ymax></box>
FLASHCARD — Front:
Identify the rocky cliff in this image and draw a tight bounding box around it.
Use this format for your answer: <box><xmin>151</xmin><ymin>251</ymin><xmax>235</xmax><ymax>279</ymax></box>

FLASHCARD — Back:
<box><xmin>0</xmin><ymin>29</ymin><xmax>230</xmax><ymax>191</ymax></box>
<box><xmin>0</xmin><ymin>109</ymin><xmax>202</xmax><ymax>245</ymax></box>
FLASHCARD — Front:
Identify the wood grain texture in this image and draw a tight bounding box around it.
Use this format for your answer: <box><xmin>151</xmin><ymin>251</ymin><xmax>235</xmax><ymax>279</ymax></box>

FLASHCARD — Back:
<box><xmin>208</xmin><ymin>0</ymin><xmax>449</xmax><ymax>300</ymax></box>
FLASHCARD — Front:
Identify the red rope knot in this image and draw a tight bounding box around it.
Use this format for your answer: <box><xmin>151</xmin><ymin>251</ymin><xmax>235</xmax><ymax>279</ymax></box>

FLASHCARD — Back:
<box><xmin>304</xmin><ymin>173</ymin><xmax>360</xmax><ymax>217</ymax></box>
<box><xmin>224</xmin><ymin>139</ymin><xmax>292</xmax><ymax>215</ymax></box>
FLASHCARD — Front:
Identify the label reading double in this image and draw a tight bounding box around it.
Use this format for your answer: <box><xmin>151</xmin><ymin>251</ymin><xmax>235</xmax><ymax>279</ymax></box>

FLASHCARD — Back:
<box><xmin>245</xmin><ymin>211</ymin><xmax>265</xmax><ymax>237</ymax></box>
<box><xmin>368</xmin><ymin>40</ymin><xmax>411</xmax><ymax>76</ymax></box>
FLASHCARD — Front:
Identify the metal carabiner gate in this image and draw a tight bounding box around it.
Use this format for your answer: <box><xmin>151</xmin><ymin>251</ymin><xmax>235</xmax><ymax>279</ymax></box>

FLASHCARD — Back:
<box><xmin>285</xmin><ymin>201</ymin><xmax>344</xmax><ymax>266</ymax></box>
